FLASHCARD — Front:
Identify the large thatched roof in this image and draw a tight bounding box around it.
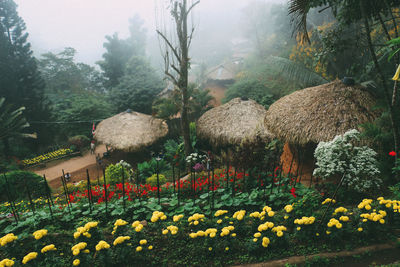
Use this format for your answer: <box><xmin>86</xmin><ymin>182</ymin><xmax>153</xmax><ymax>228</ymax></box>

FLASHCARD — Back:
<box><xmin>264</xmin><ymin>80</ymin><xmax>379</xmax><ymax>145</ymax></box>
<box><xmin>94</xmin><ymin>111</ymin><xmax>168</xmax><ymax>152</ymax></box>
<box><xmin>197</xmin><ymin>98</ymin><xmax>272</xmax><ymax>147</ymax></box>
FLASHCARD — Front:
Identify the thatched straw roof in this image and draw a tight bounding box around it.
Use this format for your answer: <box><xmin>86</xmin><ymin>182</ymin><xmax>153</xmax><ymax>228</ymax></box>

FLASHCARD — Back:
<box><xmin>197</xmin><ymin>98</ymin><xmax>272</xmax><ymax>147</ymax></box>
<box><xmin>94</xmin><ymin>111</ymin><xmax>168</xmax><ymax>152</ymax></box>
<box><xmin>264</xmin><ymin>80</ymin><xmax>379</xmax><ymax>145</ymax></box>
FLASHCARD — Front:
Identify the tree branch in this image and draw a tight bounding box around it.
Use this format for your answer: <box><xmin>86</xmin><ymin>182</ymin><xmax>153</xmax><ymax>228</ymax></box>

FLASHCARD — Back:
<box><xmin>187</xmin><ymin>0</ymin><xmax>200</xmax><ymax>15</ymax></box>
<box><xmin>187</xmin><ymin>27</ymin><xmax>195</xmax><ymax>49</ymax></box>
<box><xmin>157</xmin><ymin>30</ymin><xmax>181</xmax><ymax>62</ymax></box>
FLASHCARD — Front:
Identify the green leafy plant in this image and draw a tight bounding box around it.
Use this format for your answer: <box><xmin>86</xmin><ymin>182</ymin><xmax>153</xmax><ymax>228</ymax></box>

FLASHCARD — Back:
<box><xmin>0</xmin><ymin>171</ymin><xmax>46</xmax><ymax>201</ymax></box>
<box><xmin>146</xmin><ymin>174</ymin><xmax>167</xmax><ymax>187</ymax></box>
<box><xmin>105</xmin><ymin>163</ymin><xmax>130</xmax><ymax>184</ymax></box>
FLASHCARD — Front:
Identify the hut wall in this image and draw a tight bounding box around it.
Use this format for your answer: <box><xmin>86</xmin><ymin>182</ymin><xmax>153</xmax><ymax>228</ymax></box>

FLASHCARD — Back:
<box><xmin>280</xmin><ymin>143</ymin><xmax>316</xmax><ymax>182</ymax></box>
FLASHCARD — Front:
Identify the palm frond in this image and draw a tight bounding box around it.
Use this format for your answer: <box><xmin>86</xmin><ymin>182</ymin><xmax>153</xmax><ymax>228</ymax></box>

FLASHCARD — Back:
<box><xmin>288</xmin><ymin>0</ymin><xmax>311</xmax><ymax>43</ymax></box>
<box><xmin>268</xmin><ymin>56</ymin><xmax>329</xmax><ymax>87</ymax></box>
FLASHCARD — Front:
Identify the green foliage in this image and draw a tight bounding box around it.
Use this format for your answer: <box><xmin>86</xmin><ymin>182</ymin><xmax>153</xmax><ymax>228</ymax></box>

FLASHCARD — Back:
<box><xmin>137</xmin><ymin>158</ymin><xmax>170</xmax><ymax>182</ymax></box>
<box><xmin>0</xmin><ymin>171</ymin><xmax>46</xmax><ymax>201</ymax></box>
<box><xmin>267</xmin><ymin>56</ymin><xmax>328</xmax><ymax>87</ymax></box>
<box><xmin>224</xmin><ymin>78</ymin><xmax>275</xmax><ymax>109</ymax></box>
<box><xmin>146</xmin><ymin>174</ymin><xmax>167</xmax><ymax>187</ymax></box>
<box><xmin>0</xmin><ymin>0</ymin><xmax>51</xmax><ymax>146</ymax></box>
<box><xmin>109</xmin><ymin>56</ymin><xmax>163</xmax><ymax>114</ymax></box>
<box><xmin>52</xmin><ymin>91</ymin><xmax>113</xmax><ymax>138</ymax></box>
<box><xmin>68</xmin><ymin>135</ymin><xmax>90</xmax><ymax>151</ymax></box>
<box><xmin>105</xmin><ymin>163</ymin><xmax>130</xmax><ymax>184</ymax></box>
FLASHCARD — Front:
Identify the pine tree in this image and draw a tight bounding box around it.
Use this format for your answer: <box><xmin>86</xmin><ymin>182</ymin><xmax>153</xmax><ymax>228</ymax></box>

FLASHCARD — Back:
<box><xmin>0</xmin><ymin>0</ymin><xmax>50</xmax><ymax>146</ymax></box>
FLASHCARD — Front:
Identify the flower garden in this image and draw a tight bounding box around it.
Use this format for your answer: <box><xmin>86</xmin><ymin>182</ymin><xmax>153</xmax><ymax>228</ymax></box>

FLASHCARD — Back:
<box><xmin>21</xmin><ymin>148</ymin><xmax>74</xmax><ymax>167</ymax></box>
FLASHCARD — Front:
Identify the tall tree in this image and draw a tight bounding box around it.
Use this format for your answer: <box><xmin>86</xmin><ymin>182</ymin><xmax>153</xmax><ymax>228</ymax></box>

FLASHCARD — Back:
<box><xmin>109</xmin><ymin>56</ymin><xmax>163</xmax><ymax>114</ymax></box>
<box><xmin>97</xmin><ymin>15</ymin><xmax>148</xmax><ymax>89</ymax></box>
<box><xmin>157</xmin><ymin>0</ymin><xmax>200</xmax><ymax>156</ymax></box>
<box><xmin>0</xmin><ymin>0</ymin><xmax>50</xmax><ymax>145</ymax></box>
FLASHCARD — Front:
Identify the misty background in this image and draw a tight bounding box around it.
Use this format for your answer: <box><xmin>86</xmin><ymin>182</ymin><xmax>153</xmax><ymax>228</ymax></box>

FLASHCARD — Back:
<box><xmin>14</xmin><ymin>0</ymin><xmax>285</xmax><ymax>69</ymax></box>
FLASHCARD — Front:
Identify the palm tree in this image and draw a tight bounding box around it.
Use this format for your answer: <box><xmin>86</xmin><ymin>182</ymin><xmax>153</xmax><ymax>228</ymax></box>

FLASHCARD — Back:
<box><xmin>0</xmin><ymin>98</ymin><xmax>36</xmax><ymax>157</ymax></box>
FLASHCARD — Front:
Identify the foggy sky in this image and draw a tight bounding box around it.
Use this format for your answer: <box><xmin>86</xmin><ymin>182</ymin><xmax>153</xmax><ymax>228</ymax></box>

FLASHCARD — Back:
<box><xmin>14</xmin><ymin>0</ymin><xmax>285</xmax><ymax>65</ymax></box>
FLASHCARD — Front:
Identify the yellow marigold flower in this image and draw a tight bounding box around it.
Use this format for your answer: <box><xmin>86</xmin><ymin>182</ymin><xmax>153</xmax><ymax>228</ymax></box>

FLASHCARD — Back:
<box><xmin>73</xmin><ymin>232</ymin><xmax>81</xmax><ymax>239</ymax></box>
<box><xmin>0</xmin><ymin>233</ymin><xmax>18</xmax><ymax>246</ymax></box>
<box><xmin>95</xmin><ymin>241</ymin><xmax>110</xmax><ymax>251</ymax></box>
<box><xmin>135</xmin><ymin>224</ymin><xmax>143</xmax><ymax>232</ymax></box>
<box><xmin>297</xmin><ymin>227</ymin><xmax>301</xmax><ymax>231</ymax></box>
<box><xmin>32</xmin><ymin>229</ymin><xmax>48</xmax><ymax>240</ymax></box>
<box><xmin>41</xmin><ymin>244</ymin><xmax>56</xmax><ymax>253</ymax></box>
<box><xmin>173</xmin><ymin>215</ymin><xmax>183</xmax><ymax>222</ymax></box>
<box><xmin>365</xmin><ymin>205</ymin><xmax>371</xmax><ymax>210</ymax></box>
<box><xmin>225</xmin><ymin>247</ymin><xmax>229</xmax><ymax>251</ymax></box>
<box><xmin>253</xmin><ymin>238</ymin><xmax>258</xmax><ymax>242</ymax></box>
<box><xmin>231</xmin><ymin>233</ymin><xmax>236</xmax><ymax>237</ymax></box>
<box><xmin>284</xmin><ymin>215</ymin><xmax>289</xmax><ymax>220</ymax></box>
<box><xmin>268</xmin><ymin>211</ymin><xmax>275</xmax><ymax>217</ymax></box>
<box><xmin>72</xmin><ymin>249</ymin><xmax>80</xmax><ymax>256</ymax></box>
<box><xmin>277</xmin><ymin>231</ymin><xmax>283</xmax><ymax>237</ymax></box>
<box><xmin>136</xmin><ymin>246</ymin><xmax>143</xmax><ymax>252</ymax></box>
<box><xmin>22</xmin><ymin>252</ymin><xmax>38</xmax><ymax>264</ymax></box>
<box><xmin>209</xmin><ymin>232</ymin><xmax>216</xmax><ymax>238</ymax></box>
<box><xmin>262</xmin><ymin>237</ymin><xmax>270</xmax><ymax>248</ymax></box>
<box><xmin>336</xmin><ymin>223</ymin><xmax>342</xmax><ymax>229</ymax></box>
<box><xmin>83</xmin><ymin>249</ymin><xmax>90</xmax><ymax>253</ymax></box>
<box><xmin>214</xmin><ymin>210</ymin><xmax>228</xmax><ymax>217</ymax></box>
<box><xmin>162</xmin><ymin>229</ymin><xmax>169</xmax><ymax>235</ymax></box>
<box><xmin>114</xmin><ymin>219</ymin><xmax>128</xmax><ymax>227</ymax></box>
<box><xmin>73</xmin><ymin>259</ymin><xmax>80</xmax><ymax>266</ymax></box>
<box><xmin>217</xmin><ymin>219</ymin><xmax>222</xmax><ymax>224</ymax></box>
<box><xmin>208</xmin><ymin>247</ymin><xmax>212</xmax><ymax>251</ymax></box>
<box><xmin>326</xmin><ymin>231</ymin><xmax>331</xmax><ymax>235</ymax></box>
<box><xmin>316</xmin><ymin>233</ymin><xmax>319</xmax><ymax>236</ymax></box>
<box><xmin>131</xmin><ymin>221</ymin><xmax>140</xmax><ymax>228</ymax></box>
<box><xmin>148</xmin><ymin>245</ymin><xmax>153</xmax><ymax>250</ymax></box>
<box><xmin>113</xmin><ymin>236</ymin><xmax>131</xmax><ymax>246</ymax></box>
<box><xmin>139</xmin><ymin>239</ymin><xmax>147</xmax><ymax>245</ymax></box>
<box><xmin>194</xmin><ymin>220</ymin><xmax>199</xmax><ymax>225</ymax></box>
<box><xmin>0</xmin><ymin>259</ymin><xmax>14</xmax><ymax>267</ymax></box>
<box><xmin>254</xmin><ymin>232</ymin><xmax>261</xmax><ymax>238</ymax></box>
<box><xmin>189</xmin><ymin>233</ymin><xmax>197</xmax><ymax>238</ymax></box>
<box><xmin>379</xmin><ymin>219</ymin><xmax>385</xmax><ymax>224</ymax></box>
<box><xmin>284</xmin><ymin>205</ymin><xmax>293</xmax><ymax>213</ymax></box>
<box><xmin>357</xmin><ymin>227</ymin><xmax>363</xmax><ymax>232</ymax></box>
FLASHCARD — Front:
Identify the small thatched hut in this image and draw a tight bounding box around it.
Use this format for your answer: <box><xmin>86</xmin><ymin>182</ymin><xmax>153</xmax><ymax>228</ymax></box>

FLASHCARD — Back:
<box><xmin>264</xmin><ymin>79</ymin><xmax>379</xmax><ymax>180</ymax></box>
<box><xmin>197</xmin><ymin>97</ymin><xmax>272</xmax><ymax>147</ymax></box>
<box><xmin>94</xmin><ymin>111</ymin><xmax>168</xmax><ymax>152</ymax></box>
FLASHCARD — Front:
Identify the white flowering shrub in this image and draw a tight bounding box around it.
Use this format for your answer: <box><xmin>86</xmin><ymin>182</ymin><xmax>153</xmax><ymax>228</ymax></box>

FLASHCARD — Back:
<box><xmin>313</xmin><ymin>129</ymin><xmax>382</xmax><ymax>192</ymax></box>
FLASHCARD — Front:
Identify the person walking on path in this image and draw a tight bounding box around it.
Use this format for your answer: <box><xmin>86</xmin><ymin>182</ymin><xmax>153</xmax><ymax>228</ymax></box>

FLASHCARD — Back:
<box><xmin>90</xmin><ymin>140</ymin><xmax>95</xmax><ymax>154</ymax></box>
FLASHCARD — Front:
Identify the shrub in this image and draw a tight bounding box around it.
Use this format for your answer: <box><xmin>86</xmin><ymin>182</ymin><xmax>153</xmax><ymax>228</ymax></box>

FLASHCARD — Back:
<box><xmin>105</xmin><ymin>163</ymin><xmax>130</xmax><ymax>184</ymax></box>
<box><xmin>68</xmin><ymin>135</ymin><xmax>90</xmax><ymax>151</ymax></box>
<box><xmin>137</xmin><ymin>158</ymin><xmax>170</xmax><ymax>182</ymax></box>
<box><xmin>146</xmin><ymin>174</ymin><xmax>167</xmax><ymax>187</ymax></box>
<box><xmin>0</xmin><ymin>171</ymin><xmax>46</xmax><ymax>201</ymax></box>
<box><xmin>313</xmin><ymin>129</ymin><xmax>382</xmax><ymax>193</ymax></box>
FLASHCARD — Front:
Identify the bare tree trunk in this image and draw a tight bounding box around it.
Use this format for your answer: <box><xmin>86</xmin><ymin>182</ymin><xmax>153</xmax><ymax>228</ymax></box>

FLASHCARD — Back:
<box><xmin>157</xmin><ymin>0</ymin><xmax>199</xmax><ymax>157</ymax></box>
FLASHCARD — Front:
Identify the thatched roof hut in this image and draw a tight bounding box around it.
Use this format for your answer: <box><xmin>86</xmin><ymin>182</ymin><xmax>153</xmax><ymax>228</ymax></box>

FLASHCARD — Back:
<box><xmin>197</xmin><ymin>98</ymin><xmax>272</xmax><ymax>147</ymax></box>
<box><xmin>264</xmin><ymin>80</ymin><xmax>379</xmax><ymax>145</ymax></box>
<box><xmin>94</xmin><ymin>111</ymin><xmax>168</xmax><ymax>152</ymax></box>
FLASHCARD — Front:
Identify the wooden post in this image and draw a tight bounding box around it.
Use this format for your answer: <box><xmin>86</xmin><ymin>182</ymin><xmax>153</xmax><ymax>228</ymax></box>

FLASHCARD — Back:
<box><xmin>86</xmin><ymin>169</ymin><xmax>92</xmax><ymax>213</ymax></box>
<box><xmin>121</xmin><ymin>166</ymin><xmax>126</xmax><ymax>211</ymax></box>
<box><xmin>61</xmin><ymin>170</ymin><xmax>72</xmax><ymax>214</ymax></box>
<box><xmin>102</xmin><ymin>168</ymin><xmax>108</xmax><ymax>216</ymax></box>
<box><xmin>172</xmin><ymin>163</ymin><xmax>176</xmax><ymax>194</ymax></box>
<box><xmin>42</xmin><ymin>175</ymin><xmax>53</xmax><ymax>219</ymax></box>
<box><xmin>3</xmin><ymin>173</ymin><xmax>19</xmax><ymax>223</ymax></box>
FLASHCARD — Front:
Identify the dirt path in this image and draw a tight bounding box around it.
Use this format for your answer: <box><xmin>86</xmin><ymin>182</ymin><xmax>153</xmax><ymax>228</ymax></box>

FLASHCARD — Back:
<box><xmin>32</xmin><ymin>145</ymin><xmax>107</xmax><ymax>182</ymax></box>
